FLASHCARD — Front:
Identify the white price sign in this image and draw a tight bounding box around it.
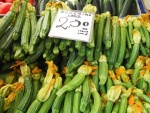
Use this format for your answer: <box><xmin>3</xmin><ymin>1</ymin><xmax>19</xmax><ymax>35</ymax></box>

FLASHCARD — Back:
<box><xmin>49</xmin><ymin>10</ymin><xmax>95</xmax><ymax>42</ymax></box>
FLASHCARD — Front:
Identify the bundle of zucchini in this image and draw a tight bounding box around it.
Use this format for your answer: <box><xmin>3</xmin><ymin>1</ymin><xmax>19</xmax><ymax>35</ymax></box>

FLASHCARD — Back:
<box><xmin>35</xmin><ymin>0</ymin><xmax>140</xmax><ymax>17</ymax></box>
<box><xmin>66</xmin><ymin>0</ymin><xmax>140</xmax><ymax>16</ymax></box>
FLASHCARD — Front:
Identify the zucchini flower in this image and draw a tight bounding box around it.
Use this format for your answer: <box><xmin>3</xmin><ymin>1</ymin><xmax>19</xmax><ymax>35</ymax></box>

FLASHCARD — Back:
<box><xmin>119</xmin><ymin>18</ymin><xmax>128</xmax><ymax>27</ymax></box>
<box><xmin>90</xmin><ymin>79</ymin><xmax>97</xmax><ymax>93</ymax></box>
<box><xmin>125</xmin><ymin>69</ymin><xmax>133</xmax><ymax>75</ymax></box>
<box><xmin>50</xmin><ymin>4</ymin><xmax>58</xmax><ymax>26</ymax></box>
<box><xmin>32</xmin><ymin>67</ymin><xmax>42</xmax><ymax>80</ymax></box>
<box><xmin>54</xmin><ymin>76</ymin><xmax>62</xmax><ymax>90</ymax></box>
<box><xmin>0</xmin><ymin>84</ymin><xmax>12</xmax><ymax>97</ymax></box>
<box><xmin>20</xmin><ymin>62</ymin><xmax>31</xmax><ymax>77</ymax></box>
<box><xmin>5</xmin><ymin>71</ymin><xmax>17</xmax><ymax>84</ymax></box>
<box><xmin>37</xmin><ymin>79</ymin><xmax>55</xmax><ymax>102</ymax></box>
<box><xmin>125</xmin><ymin>15</ymin><xmax>135</xmax><ymax>22</ymax></box>
<box><xmin>128</xmin><ymin>95</ymin><xmax>143</xmax><ymax>113</ymax></box>
<box><xmin>54</xmin><ymin>1</ymin><xmax>71</xmax><ymax>11</ymax></box>
<box><xmin>132</xmin><ymin>29</ymin><xmax>141</xmax><ymax>44</ymax></box>
<box><xmin>77</xmin><ymin>64</ymin><xmax>94</xmax><ymax>75</ymax></box>
<box><xmin>132</xmin><ymin>87</ymin><xmax>150</xmax><ymax>104</ymax></box>
<box><xmin>45</xmin><ymin>2</ymin><xmax>54</xmax><ymax>11</ymax></box>
<box><xmin>10</xmin><ymin>0</ymin><xmax>20</xmax><ymax>13</ymax></box>
<box><xmin>112</xmin><ymin>16</ymin><xmax>119</xmax><ymax>25</ymax></box>
<box><xmin>143</xmin><ymin>102</ymin><xmax>150</xmax><ymax>112</ymax></box>
<box><xmin>44</xmin><ymin>61</ymin><xmax>58</xmax><ymax>85</ymax></box>
<box><xmin>75</xmin><ymin>85</ymin><xmax>82</xmax><ymax>92</ymax></box>
<box><xmin>107</xmin><ymin>86</ymin><xmax>122</xmax><ymax>102</ymax></box>
<box><xmin>144</xmin><ymin>21</ymin><xmax>150</xmax><ymax>32</ymax></box>
<box><xmin>4</xmin><ymin>92</ymin><xmax>15</xmax><ymax>111</ymax></box>
<box><xmin>115</xmin><ymin>66</ymin><xmax>126</xmax><ymax>81</ymax></box>
<box><xmin>18</xmin><ymin>75</ymin><xmax>25</xmax><ymax>85</ymax></box>
<box><xmin>27</xmin><ymin>3</ymin><xmax>36</xmax><ymax>13</ymax></box>
<box><xmin>131</xmin><ymin>56</ymin><xmax>146</xmax><ymax>86</ymax></box>
<box><xmin>109</xmin><ymin>70</ymin><xmax>133</xmax><ymax>88</ymax></box>
<box><xmin>133</xmin><ymin>18</ymin><xmax>142</xmax><ymax>28</ymax></box>
<box><xmin>143</xmin><ymin>58</ymin><xmax>150</xmax><ymax>71</ymax></box>
<box><xmin>82</xmin><ymin>4</ymin><xmax>97</xmax><ymax>13</ymax></box>
<box><xmin>10</xmin><ymin>82</ymin><xmax>24</xmax><ymax>93</ymax></box>
<box><xmin>95</xmin><ymin>14</ymin><xmax>100</xmax><ymax>24</ymax></box>
<box><xmin>0</xmin><ymin>79</ymin><xmax>5</xmax><ymax>88</ymax></box>
<box><xmin>121</xmin><ymin>87</ymin><xmax>133</xmax><ymax>98</ymax></box>
<box><xmin>134</xmin><ymin>56</ymin><xmax>146</xmax><ymax>69</ymax></box>
<box><xmin>127</xmin><ymin>105</ymin><xmax>134</xmax><ymax>113</ymax></box>
<box><xmin>143</xmin><ymin>69</ymin><xmax>150</xmax><ymax>83</ymax></box>
<box><xmin>132</xmin><ymin>87</ymin><xmax>143</xmax><ymax>97</ymax></box>
<box><xmin>98</xmin><ymin>13</ymin><xmax>106</xmax><ymax>22</ymax></box>
<box><xmin>141</xmin><ymin>14</ymin><xmax>150</xmax><ymax>22</ymax></box>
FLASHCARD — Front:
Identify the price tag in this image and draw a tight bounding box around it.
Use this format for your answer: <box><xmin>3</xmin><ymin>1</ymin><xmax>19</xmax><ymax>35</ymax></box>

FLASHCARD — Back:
<box><xmin>48</xmin><ymin>10</ymin><xmax>95</xmax><ymax>42</ymax></box>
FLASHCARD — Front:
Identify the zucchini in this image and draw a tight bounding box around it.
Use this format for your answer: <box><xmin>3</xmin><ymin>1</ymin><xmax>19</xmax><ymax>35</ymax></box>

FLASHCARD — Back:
<box><xmin>12</xmin><ymin>1</ymin><xmax>28</xmax><ymax>40</ymax></box>
<box><xmin>108</xmin><ymin>16</ymin><xmax>120</xmax><ymax>69</ymax></box>
<box><xmin>17</xmin><ymin>76</ymin><xmax>33</xmax><ymax>112</ymax></box>
<box><xmin>21</xmin><ymin>11</ymin><xmax>31</xmax><ymax>54</ymax></box>
<box><xmin>25</xmin><ymin>39</ymin><xmax>45</xmax><ymax>64</ymax></box>
<box><xmin>119</xmin><ymin>0</ymin><xmax>134</xmax><ymax>17</ymax></box>
<box><xmin>0</xmin><ymin>0</ymin><xmax>20</xmax><ymax>38</ymax></box>
<box><xmin>102</xmin><ymin>0</ymin><xmax>112</xmax><ymax>14</ymax></box>
<box><xmin>116</xmin><ymin>0</ymin><xmax>124</xmax><ymax>15</ymax></box>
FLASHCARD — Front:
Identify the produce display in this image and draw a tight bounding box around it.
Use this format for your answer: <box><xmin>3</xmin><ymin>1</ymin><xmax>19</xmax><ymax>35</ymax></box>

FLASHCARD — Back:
<box><xmin>0</xmin><ymin>0</ymin><xmax>150</xmax><ymax>112</ymax></box>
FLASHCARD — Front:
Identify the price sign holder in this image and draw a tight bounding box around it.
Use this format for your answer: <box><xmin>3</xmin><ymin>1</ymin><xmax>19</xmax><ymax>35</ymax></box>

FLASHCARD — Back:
<box><xmin>48</xmin><ymin>9</ymin><xmax>95</xmax><ymax>42</ymax></box>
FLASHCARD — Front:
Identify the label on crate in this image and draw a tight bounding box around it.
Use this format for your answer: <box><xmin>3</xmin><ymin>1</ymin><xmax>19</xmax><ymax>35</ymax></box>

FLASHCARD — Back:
<box><xmin>48</xmin><ymin>10</ymin><xmax>95</xmax><ymax>42</ymax></box>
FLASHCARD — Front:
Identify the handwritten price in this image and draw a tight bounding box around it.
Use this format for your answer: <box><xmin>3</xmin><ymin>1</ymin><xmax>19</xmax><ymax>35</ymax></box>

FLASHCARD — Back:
<box><xmin>56</xmin><ymin>17</ymin><xmax>89</xmax><ymax>30</ymax></box>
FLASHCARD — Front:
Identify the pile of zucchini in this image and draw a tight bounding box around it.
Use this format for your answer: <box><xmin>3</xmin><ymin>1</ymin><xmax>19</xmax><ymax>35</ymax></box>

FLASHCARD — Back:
<box><xmin>0</xmin><ymin>0</ymin><xmax>149</xmax><ymax>72</ymax></box>
<box><xmin>0</xmin><ymin>0</ymin><xmax>150</xmax><ymax>112</ymax></box>
<box><xmin>36</xmin><ymin>0</ymin><xmax>140</xmax><ymax>16</ymax></box>
<box><xmin>1</xmin><ymin>55</ymin><xmax>150</xmax><ymax>113</ymax></box>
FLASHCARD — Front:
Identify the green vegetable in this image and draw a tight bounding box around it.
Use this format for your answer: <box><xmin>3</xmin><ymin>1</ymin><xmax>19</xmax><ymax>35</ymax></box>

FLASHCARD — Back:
<box><xmin>0</xmin><ymin>84</ymin><xmax>12</xmax><ymax>113</ymax></box>
<box><xmin>21</xmin><ymin>11</ymin><xmax>31</xmax><ymax>54</ymax></box>
<box><xmin>108</xmin><ymin>16</ymin><xmax>120</xmax><ymax>69</ymax></box>
<box><xmin>104</xmin><ymin>85</ymin><xmax>122</xmax><ymax>113</ymax></box>
<box><xmin>72</xmin><ymin>86</ymin><xmax>82</xmax><ymax>113</ymax></box>
<box><xmin>39</xmin><ymin>2</ymin><xmax>52</xmax><ymax>39</ymax></box>
<box><xmin>99</xmin><ymin>54</ymin><xmax>108</xmax><ymax>85</ymax></box>
<box><xmin>90</xmin><ymin>79</ymin><xmax>102</xmax><ymax>113</ymax></box>
<box><xmin>12</xmin><ymin>0</ymin><xmax>28</xmax><ymax>40</ymax></box>
<box><xmin>29</xmin><ymin>15</ymin><xmax>44</xmax><ymax>55</ymax></box>
<box><xmin>38</xmin><ymin>76</ymin><xmax>62</xmax><ymax>113</ymax></box>
<box><xmin>80</xmin><ymin>76</ymin><xmax>90</xmax><ymax>112</ymax></box>
<box><xmin>103</xmin><ymin>11</ymin><xmax>111</xmax><ymax>49</ymax></box>
<box><xmin>119</xmin><ymin>0</ymin><xmax>134</xmax><ymax>17</ymax></box>
<box><xmin>56</xmin><ymin>64</ymin><xmax>95</xmax><ymax>97</ymax></box>
<box><xmin>115</xmin><ymin>18</ymin><xmax>128</xmax><ymax>68</ymax></box>
<box><xmin>0</xmin><ymin>0</ymin><xmax>20</xmax><ymax>38</ymax></box>
<box><xmin>17</xmin><ymin>76</ymin><xmax>33</xmax><ymax>113</ymax></box>
<box><xmin>94</xmin><ymin>13</ymin><xmax>106</xmax><ymax>60</ymax></box>
<box><xmin>118</xmin><ymin>87</ymin><xmax>132</xmax><ymax>113</ymax></box>
<box><xmin>125</xmin><ymin>29</ymin><xmax>141</xmax><ymax>69</ymax></box>
<box><xmin>102</xmin><ymin>0</ymin><xmax>112</xmax><ymax>14</ymax></box>
<box><xmin>116</xmin><ymin>0</ymin><xmax>124</xmax><ymax>15</ymax></box>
